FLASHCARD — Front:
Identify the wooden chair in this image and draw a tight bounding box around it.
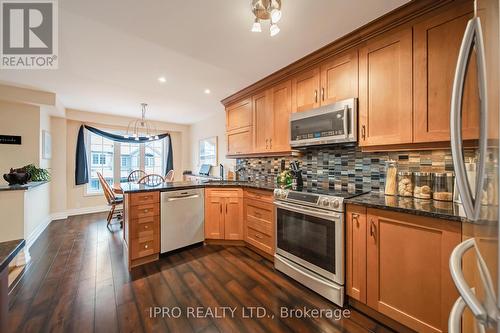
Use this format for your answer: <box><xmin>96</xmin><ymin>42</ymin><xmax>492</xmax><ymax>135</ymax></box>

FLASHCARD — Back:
<box><xmin>138</xmin><ymin>174</ymin><xmax>165</xmax><ymax>187</ymax></box>
<box><xmin>164</xmin><ymin>170</ymin><xmax>175</xmax><ymax>182</ymax></box>
<box><xmin>97</xmin><ymin>172</ymin><xmax>123</xmax><ymax>229</ymax></box>
<box><xmin>128</xmin><ymin>169</ymin><xmax>146</xmax><ymax>183</ymax></box>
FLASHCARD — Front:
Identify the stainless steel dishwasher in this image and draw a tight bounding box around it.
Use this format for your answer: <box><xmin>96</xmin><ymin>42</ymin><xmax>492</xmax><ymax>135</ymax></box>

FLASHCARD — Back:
<box><xmin>160</xmin><ymin>188</ymin><xmax>204</xmax><ymax>253</ymax></box>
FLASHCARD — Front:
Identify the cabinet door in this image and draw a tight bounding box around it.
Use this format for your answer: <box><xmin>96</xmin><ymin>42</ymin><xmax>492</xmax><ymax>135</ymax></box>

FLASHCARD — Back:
<box><xmin>204</xmin><ymin>195</ymin><xmax>224</xmax><ymax>239</ymax></box>
<box><xmin>346</xmin><ymin>205</ymin><xmax>367</xmax><ymax>303</ymax></box>
<box><xmin>226</xmin><ymin>98</ymin><xmax>252</xmax><ymax>132</ymax></box>
<box><xmin>320</xmin><ymin>49</ymin><xmax>358</xmax><ymax>105</ymax></box>
<box><xmin>291</xmin><ymin>67</ymin><xmax>320</xmax><ymax>113</ymax></box>
<box><xmin>253</xmin><ymin>90</ymin><xmax>272</xmax><ymax>153</ymax></box>
<box><xmin>359</xmin><ymin>28</ymin><xmax>413</xmax><ymax>146</ymax></box>
<box><xmin>227</xmin><ymin>126</ymin><xmax>253</xmax><ymax>156</ymax></box>
<box><xmin>270</xmin><ymin>80</ymin><xmax>292</xmax><ymax>152</ymax></box>
<box><xmin>366</xmin><ymin>209</ymin><xmax>460</xmax><ymax>333</ymax></box>
<box><xmin>224</xmin><ymin>197</ymin><xmax>243</xmax><ymax>240</ymax></box>
<box><xmin>414</xmin><ymin>4</ymin><xmax>479</xmax><ymax>142</ymax></box>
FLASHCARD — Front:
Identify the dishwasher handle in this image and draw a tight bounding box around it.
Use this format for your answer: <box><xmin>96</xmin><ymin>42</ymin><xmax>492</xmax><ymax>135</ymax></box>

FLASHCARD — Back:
<box><xmin>167</xmin><ymin>194</ymin><xmax>200</xmax><ymax>202</ymax></box>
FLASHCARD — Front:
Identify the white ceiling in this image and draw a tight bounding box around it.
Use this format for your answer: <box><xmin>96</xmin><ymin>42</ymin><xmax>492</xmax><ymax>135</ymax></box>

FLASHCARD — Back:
<box><xmin>0</xmin><ymin>0</ymin><xmax>409</xmax><ymax>124</ymax></box>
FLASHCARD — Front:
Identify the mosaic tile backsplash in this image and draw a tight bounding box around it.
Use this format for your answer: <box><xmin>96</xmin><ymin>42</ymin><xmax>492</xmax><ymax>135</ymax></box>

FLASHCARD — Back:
<box><xmin>236</xmin><ymin>145</ymin><xmax>477</xmax><ymax>193</ymax></box>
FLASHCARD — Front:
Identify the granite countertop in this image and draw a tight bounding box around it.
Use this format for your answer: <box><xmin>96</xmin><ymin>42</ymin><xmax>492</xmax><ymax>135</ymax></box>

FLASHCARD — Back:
<box><xmin>0</xmin><ymin>239</ymin><xmax>25</xmax><ymax>273</ymax></box>
<box><xmin>0</xmin><ymin>181</ymin><xmax>49</xmax><ymax>192</ymax></box>
<box><xmin>121</xmin><ymin>180</ymin><xmax>276</xmax><ymax>193</ymax></box>
<box><xmin>345</xmin><ymin>192</ymin><xmax>498</xmax><ymax>223</ymax></box>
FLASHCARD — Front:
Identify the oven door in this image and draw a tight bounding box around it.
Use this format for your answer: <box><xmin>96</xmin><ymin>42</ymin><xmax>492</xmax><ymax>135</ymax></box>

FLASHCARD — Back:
<box><xmin>275</xmin><ymin>201</ymin><xmax>344</xmax><ymax>285</ymax></box>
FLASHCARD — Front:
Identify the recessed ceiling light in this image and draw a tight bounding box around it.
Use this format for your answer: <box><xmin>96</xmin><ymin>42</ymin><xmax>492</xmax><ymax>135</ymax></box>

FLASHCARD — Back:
<box><xmin>158</xmin><ymin>76</ymin><xmax>166</xmax><ymax>83</ymax></box>
<box><xmin>204</xmin><ymin>89</ymin><xmax>211</xmax><ymax>94</ymax></box>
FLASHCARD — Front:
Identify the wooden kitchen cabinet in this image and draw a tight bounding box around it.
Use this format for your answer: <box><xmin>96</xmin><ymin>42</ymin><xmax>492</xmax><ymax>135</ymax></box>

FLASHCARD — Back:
<box><xmin>291</xmin><ymin>67</ymin><xmax>320</xmax><ymax>113</ymax></box>
<box><xmin>227</xmin><ymin>126</ymin><xmax>253</xmax><ymax>156</ymax></box>
<box><xmin>243</xmin><ymin>189</ymin><xmax>275</xmax><ymax>257</ymax></box>
<box><xmin>359</xmin><ymin>28</ymin><xmax>413</xmax><ymax>146</ymax></box>
<box><xmin>204</xmin><ymin>188</ymin><xmax>243</xmax><ymax>240</ymax></box>
<box><xmin>320</xmin><ymin>49</ymin><xmax>358</xmax><ymax>105</ymax></box>
<box><xmin>364</xmin><ymin>208</ymin><xmax>461</xmax><ymax>333</ymax></box>
<box><xmin>346</xmin><ymin>204</ymin><xmax>367</xmax><ymax>303</ymax></box>
<box><xmin>270</xmin><ymin>80</ymin><xmax>292</xmax><ymax>152</ymax></box>
<box><xmin>253</xmin><ymin>90</ymin><xmax>272</xmax><ymax>153</ymax></box>
<box><xmin>226</xmin><ymin>98</ymin><xmax>252</xmax><ymax>131</ymax></box>
<box><xmin>414</xmin><ymin>3</ymin><xmax>479</xmax><ymax>143</ymax></box>
<box><xmin>123</xmin><ymin>192</ymin><xmax>161</xmax><ymax>269</ymax></box>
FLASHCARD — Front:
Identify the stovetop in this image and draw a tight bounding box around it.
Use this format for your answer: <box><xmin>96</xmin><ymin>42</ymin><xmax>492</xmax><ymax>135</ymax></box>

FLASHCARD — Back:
<box><xmin>273</xmin><ymin>186</ymin><xmax>368</xmax><ymax>212</ymax></box>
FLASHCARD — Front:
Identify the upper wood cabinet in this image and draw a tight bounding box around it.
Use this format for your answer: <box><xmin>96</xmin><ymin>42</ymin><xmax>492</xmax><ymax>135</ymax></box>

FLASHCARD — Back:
<box><xmin>226</xmin><ymin>98</ymin><xmax>252</xmax><ymax>131</ymax></box>
<box><xmin>414</xmin><ymin>4</ymin><xmax>479</xmax><ymax>142</ymax></box>
<box><xmin>291</xmin><ymin>67</ymin><xmax>320</xmax><ymax>113</ymax></box>
<box><xmin>359</xmin><ymin>28</ymin><xmax>413</xmax><ymax>147</ymax></box>
<box><xmin>227</xmin><ymin>126</ymin><xmax>253</xmax><ymax>156</ymax></box>
<box><xmin>320</xmin><ymin>49</ymin><xmax>359</xmax><ymax>105</ymax></box>
<box><xmin>253</xmin><ymin>90</ymin><xmax>272</xmax><ymax>153</ymax></box>
<box><xmin>365</xmin><ymin>208</ymin><xmax>460</xmax><ymax>333</ymax></box>
<box><xmin>270</xmin><ymin>80</ymin><xmax>292</xmax><ymax>152</ymax></box>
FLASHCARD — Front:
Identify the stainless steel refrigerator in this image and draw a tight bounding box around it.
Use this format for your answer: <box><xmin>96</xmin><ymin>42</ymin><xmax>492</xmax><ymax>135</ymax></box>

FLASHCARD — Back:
<box><xmin>449</xmin><ymin>0</ymin><xmax>499</xmax><ymax>332</ymax></box>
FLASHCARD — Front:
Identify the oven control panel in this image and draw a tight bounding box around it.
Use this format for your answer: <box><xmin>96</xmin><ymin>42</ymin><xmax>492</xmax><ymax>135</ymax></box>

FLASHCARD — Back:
<box><xmin>273</xmin><ymin>188</ymin><xmax>344</xmax><ymax>212</ymax></box>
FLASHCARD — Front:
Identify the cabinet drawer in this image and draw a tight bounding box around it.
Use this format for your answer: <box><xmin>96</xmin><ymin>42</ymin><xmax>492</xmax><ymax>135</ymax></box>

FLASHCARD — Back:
<box><xmin>130</xmin><ymin>192</ymin><xmax>159</xmax><ymax>206</ymax></box>
<box><xmin>246</xmin><ymin>226</ymin><xmax>273</xmax><ymax>255</ymax></box>
<box><xmin>246</xmin><ymin>216</ymin><xmax>272</xmax><ymax>236</ymax></box>
<box><xmin>206</xmin><ymin>188</ymin><xmax>242</xmax><ymax>198</ymax></box>
<box><xmin>129</xmin><ymin>203</ymin><xmax>159</xmax><ymax>219</ymax></box>
<box><xmin>244</xmin><ymin>189</ymin><xmax>273</xmax><ymax>203</ymax></box>
<box><xmin>130</xmin><ymin>216</ymin><xmax>159</xmax><ymax>239</ymax></box>
<box><xmin>130</xmin><ymin>236</ymin><xmax>159</xmax><ymax>260</ymax></box>
<box><xmin>246</xmin><ymin>201</ymin><xmax>273</xmax><ymax>223</ymax></box>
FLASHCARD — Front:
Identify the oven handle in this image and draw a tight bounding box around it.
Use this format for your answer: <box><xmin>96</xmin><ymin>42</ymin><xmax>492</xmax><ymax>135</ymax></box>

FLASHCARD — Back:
<box><xmin>274</xmin><ymin>201</ymin><xmax>340</xmax><ymax>220</ymax></box>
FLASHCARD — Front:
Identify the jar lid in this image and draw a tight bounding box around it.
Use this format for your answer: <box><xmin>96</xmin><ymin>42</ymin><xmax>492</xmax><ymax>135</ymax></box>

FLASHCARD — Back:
<box><xmin>414</xmin><ymin>172</ymin><xmax>431</xmax><ymax>176</ymax></box>
<box><xmin>433</xmin><ymin>172</ymin><xmax>455</xmax><ymax>177</ymax></box>
<box><xmin>398</xmin><ymin>171</ymin><xmax>412</xmax><ymax>175</ymax></box>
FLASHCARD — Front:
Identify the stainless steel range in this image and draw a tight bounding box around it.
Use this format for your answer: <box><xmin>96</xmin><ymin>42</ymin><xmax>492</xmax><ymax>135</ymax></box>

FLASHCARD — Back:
<box><xmin>273</xmin><ymin>187</ymin><xmax>365</xmax><ymax>307</ymax></box>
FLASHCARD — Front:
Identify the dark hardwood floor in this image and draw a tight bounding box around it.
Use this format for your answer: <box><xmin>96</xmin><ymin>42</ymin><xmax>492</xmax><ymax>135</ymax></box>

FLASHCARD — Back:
<box><xmin>7</xmin><ymin>213</ymin><xmax>394</xmax><ymax>333</ymax></box>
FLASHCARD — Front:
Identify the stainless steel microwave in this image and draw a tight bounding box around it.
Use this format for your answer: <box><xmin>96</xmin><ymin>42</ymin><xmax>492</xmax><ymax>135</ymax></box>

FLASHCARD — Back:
<box><xmin>290</xmin><ymin>98</ymin><xmax>357</xmax><ymax>147</ymax></box>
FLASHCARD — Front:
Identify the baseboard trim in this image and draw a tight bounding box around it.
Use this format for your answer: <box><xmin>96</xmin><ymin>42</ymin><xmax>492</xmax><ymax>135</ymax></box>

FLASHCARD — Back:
<box><xmin>50</xmin><ymin>205</ymin><xmax>110</xmax><ymax>221</ymax></box>
<box><xmin>25</xmin><ymin>215</ymin><xmax>52</xmax><ymax>251</ymax></box>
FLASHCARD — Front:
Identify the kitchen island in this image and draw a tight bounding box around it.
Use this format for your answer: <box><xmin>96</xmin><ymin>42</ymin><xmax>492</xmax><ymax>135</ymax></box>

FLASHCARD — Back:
<box><xmin>121</xmin><ymin>180</ymin><xmax>276</xmax><ymax>269</ymax></box>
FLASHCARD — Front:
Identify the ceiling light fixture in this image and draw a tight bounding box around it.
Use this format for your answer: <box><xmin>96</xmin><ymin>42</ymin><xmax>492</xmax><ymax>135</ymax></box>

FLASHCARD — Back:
<box><xmin>204</xmin><ymin>89</ymin><xmax>211</xmax><ymax>94</ymax></box>
<box><xmin>250</xmin><ymin>0</ymin><xmax>282</xmax><ymax>37</ymax></box>
<box><xmin>158</xmin><ymin>76</ymin><xmax>166</xmax><ymax>83</ymax></box>
<box><xmin>251</xmin><ymin>18</ymin><xmax>262</xmax><ymax>32</ymax></box>
<box><xmin>124</xmin><ymin>103</ymin><xmax>159</xmax><ymax>140</ymax></box>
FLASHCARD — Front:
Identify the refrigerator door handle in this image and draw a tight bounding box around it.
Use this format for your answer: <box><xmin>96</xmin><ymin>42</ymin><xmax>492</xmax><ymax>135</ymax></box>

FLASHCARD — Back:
<box><xmin>450</xmin><ymin>17</ymin><xmax>488</xmax><ymax>222</ymax></box>
<box><xmin>449</xmin><ymin>294</ymin><xmax>487</xmax><ymax>333</ymax></box>
<box><xmin>449</xmin><ymin>238</ymin><xmax>488</xmax><ymax>322</ymax></box>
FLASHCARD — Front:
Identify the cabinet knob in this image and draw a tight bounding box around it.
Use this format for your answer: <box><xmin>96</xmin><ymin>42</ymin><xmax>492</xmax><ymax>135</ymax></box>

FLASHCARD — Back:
<box><xmin>144</xmin><ymin>225</ymin><xmax>149</xmax><ymax>229</ymax></box>
<box><xmin>144</xmin><ymin>244</ymin><xmax>149</xmax><ymax>249</ymax></box>
<box><xmin>144</xmin><ymin>209</ymin><xmax>149</xmax><ymax>213</ymax></box>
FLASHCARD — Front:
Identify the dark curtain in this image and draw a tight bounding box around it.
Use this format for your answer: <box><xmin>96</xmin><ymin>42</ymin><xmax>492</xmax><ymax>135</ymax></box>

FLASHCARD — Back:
<box><xmin>165</xmin><ymin>135</ymin><xmax>173</xmax><ymax>175</ymax></box>
<box><xmin>74</xmin><ymin>125</ymin><xmax>173</xmax><ymax>185</ymax></box>
<box><xmin>84</xmin><ymin>125</ymin><xmax>169</xmax><ymax>143</ymax></box>
<box><xmin>75</xmin><ymin>125</ymin><xmax>88</xmax><ymax>185</ymax></box>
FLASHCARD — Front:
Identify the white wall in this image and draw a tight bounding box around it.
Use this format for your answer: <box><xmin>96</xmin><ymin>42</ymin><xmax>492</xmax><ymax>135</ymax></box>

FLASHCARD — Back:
<box><xmin>189</xmin><ymin>111</ymin><xmax>235</xmax><ymax>177</ymax></box>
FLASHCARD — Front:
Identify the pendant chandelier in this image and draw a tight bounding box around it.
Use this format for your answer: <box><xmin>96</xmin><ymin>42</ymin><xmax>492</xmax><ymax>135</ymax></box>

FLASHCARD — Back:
<box><xmin>124</xmin><ymin>103</ymin><xmax>159</xmax><ymax>141</ymax></box>
<box><xmin>251</xmin><ymin>0</ymin><xmax>282</xmax><ymax>37</ymax></box>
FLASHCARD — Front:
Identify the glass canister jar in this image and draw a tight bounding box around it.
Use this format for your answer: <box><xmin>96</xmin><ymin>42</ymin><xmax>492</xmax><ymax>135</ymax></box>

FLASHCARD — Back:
<box><xmin>384</xmin><ymin>160</ymin><xmax>398</xmax><ymax>196</ymax></box>
<box><xmin>398</xmin><ymin>171</ymin><xmax>413</xmax><ymax>197</ymax></box>
<box><xmin>414</xmin><ymin>172</ymin><xmax>432</xmax><ymax>199</ymax></box>
<box><xmin>433</xmin><ymin>172</ymin><xmax>454</xmax><ymax>201</ymax></box>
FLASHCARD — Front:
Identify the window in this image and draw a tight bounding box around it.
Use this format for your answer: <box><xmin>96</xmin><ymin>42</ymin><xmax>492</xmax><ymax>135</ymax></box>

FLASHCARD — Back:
<box><xmin>144</xmin><ymin>140</ymin><xmax>164</xmax><ymax>175</ymax></box>
<box><xmin>86</xmin><ymin>131</ymin><xmax>167</xmax><ymax>195</ymax></box>
<box><xmin>88</xmin><ymin>133</ymin><xmax>114</xmax><ymax>194</ymax></box>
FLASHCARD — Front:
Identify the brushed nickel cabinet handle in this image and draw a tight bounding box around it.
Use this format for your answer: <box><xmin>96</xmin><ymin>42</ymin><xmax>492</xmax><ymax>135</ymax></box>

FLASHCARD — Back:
<box><xmin>361</xmin><ymin>125</ymin><xmax>366</xmax><ymax>140</ymax></box>
<box><xmin>352</xmin><ymin>213</ymin><xmax>359</xmax><ymax>227</ymax></box>
<box><xmin>370</xmin><ymin>220</ymin><xmax>376</xmax><ymax>238</ymax></box>
<box><xmin>269</xmin><ymin>138</ymin><xmax>272</xmax><ymax>149</ymax></box>
<box><xmin>321</xmin><ymin>87</ymin><xmax>325</xmax><ymax>101</ymax></box>
<box><xmin>220</xmin><ymin>204</ymin><xmax>222</xmax><ymax>214</ymax></box>
<box><xmin>314</xmin><ymin>90</ymin><xmax>318</xmax><ymax>103</ymax></box>
<box><xmin>226</xmin><ymin>203</ymin><xmax>228</xmax><ymax>214</ymax></box>
<box><xmin>265</xmin><ymin>139</ymin><xmax>268</xmax><ymax>149</ymax></box>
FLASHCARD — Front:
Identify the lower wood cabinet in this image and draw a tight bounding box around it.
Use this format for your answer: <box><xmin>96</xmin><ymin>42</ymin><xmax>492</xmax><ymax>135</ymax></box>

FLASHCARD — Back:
<box><xmin>124</xmin><ymin>192</ymin><xmax>161</xmax><ymax>269</ymax></box>
<box><xmin>243</xmin><ymin>189</ymin><xmax>275</xmax><ymax>256</ymax></box>
<box><xmin>346</xmin><ymin>204</ymin><xmax>461</xmax><ymax>333</ymax></box>
<box><xmin>204</xmin><ymin>188</ymin><xmax>243</xmax><ymax>240</ymax></box>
